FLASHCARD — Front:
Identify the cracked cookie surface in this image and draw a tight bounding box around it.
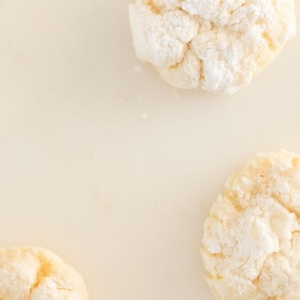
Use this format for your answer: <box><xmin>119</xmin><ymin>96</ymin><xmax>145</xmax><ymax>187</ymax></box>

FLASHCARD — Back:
<box><xmin>0</xmin><ymin>247</ymin><xmax>89</xmax><ymax>300</ymax></box>
<box><xmin>201</xmin><ymin>150</ymin><xmax>300</xmax><ymax>299</ymax></box>
<box><xmin>129</xmin><ymin>0</ymin><xmax>296</xmax><ymax>94</ymax></box>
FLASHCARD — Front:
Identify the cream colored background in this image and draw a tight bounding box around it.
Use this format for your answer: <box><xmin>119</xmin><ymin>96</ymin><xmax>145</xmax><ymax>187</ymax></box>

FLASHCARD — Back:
<box><xmin>0</xmin><ymin>1</ymin><xmax>299</xmax><ymax>299</ymax></box>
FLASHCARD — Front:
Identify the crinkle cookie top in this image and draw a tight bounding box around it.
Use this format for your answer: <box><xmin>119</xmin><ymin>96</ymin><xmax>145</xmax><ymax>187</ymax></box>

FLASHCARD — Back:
<box><xmin>129</xmin><ymin>0</ymin><xmax>296</xmax><ymax>94</ymax></box>
<box><xmin>202</xmin><ymin>150</ymin><xmax>300</xmax><ymax>299</ymax></box>
<box><xmin>0</xmin><ymin>247</ymin><xmax>89</xmax><ymax>300</ymax></box>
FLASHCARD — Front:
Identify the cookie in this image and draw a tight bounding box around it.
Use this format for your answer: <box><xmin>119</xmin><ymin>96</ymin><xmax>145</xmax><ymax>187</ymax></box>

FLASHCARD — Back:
<box><xmin>129</xmin><ymin>0</ymin><xmax>296</xmax><ymax>94</ymax></box>
<box><xmin>0</xmin><ymin>247</ymin><xmax>89</xmax><ymax>299</ymax></box>
<box><xmin>201</xmin><ymin>150</ymin><xmax>300</xmax><ymax>299</ymax></box>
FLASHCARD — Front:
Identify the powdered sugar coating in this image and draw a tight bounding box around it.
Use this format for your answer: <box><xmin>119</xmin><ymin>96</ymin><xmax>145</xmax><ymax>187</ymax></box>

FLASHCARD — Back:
<box><xmin>0</xmin><ymin>247</ymin><xmax>89</xmax><ymax>300</ymax></box>
<box><xmin>201</xmin><ymin>151</ymin><xmax>300</xmax><ymax>299</ymax></box>
<box><xmin>129</xmin><ymin>0</ymin><xmax>296</xmax><ymax>94</ymax></box>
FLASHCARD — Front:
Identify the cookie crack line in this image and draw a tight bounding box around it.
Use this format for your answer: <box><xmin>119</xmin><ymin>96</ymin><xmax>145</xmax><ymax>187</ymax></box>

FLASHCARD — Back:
<box><xmin>29</xmin><ymin>256</ymin><xmax>52</xmax><ymax>294</ymax></box>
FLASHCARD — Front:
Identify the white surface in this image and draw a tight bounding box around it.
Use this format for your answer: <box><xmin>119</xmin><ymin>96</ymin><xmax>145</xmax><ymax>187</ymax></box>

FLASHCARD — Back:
<box><xmin>0</xmin><ymin>1</ymin><xmax>299</xmax><ymax>299</ymax></box>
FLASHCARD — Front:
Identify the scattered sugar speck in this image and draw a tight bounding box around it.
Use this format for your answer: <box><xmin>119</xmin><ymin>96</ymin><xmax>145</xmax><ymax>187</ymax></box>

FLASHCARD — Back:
<box><xmin>134</xmin><ymin>65</ymin><xmax>143</xmax><ymax>72</ymax></box>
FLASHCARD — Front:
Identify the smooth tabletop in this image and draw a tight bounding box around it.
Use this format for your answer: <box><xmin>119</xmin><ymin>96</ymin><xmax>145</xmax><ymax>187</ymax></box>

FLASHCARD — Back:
<box><xmin>0</xmin><ymin>1</ymin><xmax>300</xmax><ymax>299</ymax></box>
